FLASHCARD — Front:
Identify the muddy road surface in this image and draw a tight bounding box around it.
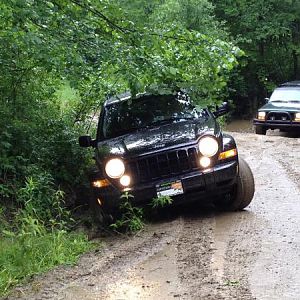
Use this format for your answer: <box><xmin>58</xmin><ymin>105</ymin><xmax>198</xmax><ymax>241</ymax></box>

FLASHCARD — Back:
<box><xmin>7</xmin><ymin>131</ymin><xmax>300</xmax><ymax>300</ymax></box>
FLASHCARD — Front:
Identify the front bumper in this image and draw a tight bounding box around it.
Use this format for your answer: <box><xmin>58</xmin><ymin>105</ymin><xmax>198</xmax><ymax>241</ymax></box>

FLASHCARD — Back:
<box><xmin>92</xmin><ymin>159</ymin><xmax>238</xmax><ymax>212</ymax></box>
<box><xmin>253</xmin><ymin>119</ymin><xmax>300</xmax><ymax>130</ymax></box>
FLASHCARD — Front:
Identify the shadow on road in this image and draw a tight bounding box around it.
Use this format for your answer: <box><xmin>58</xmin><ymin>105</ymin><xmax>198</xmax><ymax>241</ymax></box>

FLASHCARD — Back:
<box><xmin>146</xmin><ymin>201</ymin><xmax>225</xmax><ymax>224</ymax></box>
<box><xmin>267</xmin><ymin>130</ymin><xmax>300</xmax><ymax>138</ymax></box>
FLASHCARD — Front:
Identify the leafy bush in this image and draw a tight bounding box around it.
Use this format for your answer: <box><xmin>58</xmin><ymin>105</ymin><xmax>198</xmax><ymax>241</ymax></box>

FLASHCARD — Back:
<box><xmin>0</xmin><ymin>108</ymin><xmax>92</xmax><ymax>205</ymax></box>
<box><xmin>17</xmin><ymin>176</ymin><xmax>73</xmax><ymax>233</ymax></box>
<box><xmin>0</xmin><ymin>176</ymin><xmax>96</xmax><ymax>297</ymax></box>
<box><xmin>0</xmin><ymin>169</ymin><xmax>97</xmax><ymax>297</ymax></box>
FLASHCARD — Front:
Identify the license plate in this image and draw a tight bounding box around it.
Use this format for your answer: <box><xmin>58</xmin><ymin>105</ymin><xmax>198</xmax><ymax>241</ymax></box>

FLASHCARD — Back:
<box><xmin>156</xmin><ymin>180</ymin><xmax>184</xmax><ymax>197</ymax></box>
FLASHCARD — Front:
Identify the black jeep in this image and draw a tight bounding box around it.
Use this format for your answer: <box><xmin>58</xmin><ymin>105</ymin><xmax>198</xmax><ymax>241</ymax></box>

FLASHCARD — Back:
<box><xmin>79</xmin><ymin>92</ymin><xmax>254</xmax><ymax>221</ymax></box>
<box><xmin>253</xmin><ymin>81</ymin><xmax>300</xmax><ymax>135</ymax></box>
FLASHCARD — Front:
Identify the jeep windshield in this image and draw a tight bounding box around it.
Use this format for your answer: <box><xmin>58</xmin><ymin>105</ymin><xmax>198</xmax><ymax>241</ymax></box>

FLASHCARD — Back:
<box><xmin>101</xmin><ymin>94</ymin><xmax>205</xmax><ymax>139</ymax></box>
<box><xmin>270</xmin><ymin>88</ymin><xmax>300</xmax><ymax>103</ymax></box>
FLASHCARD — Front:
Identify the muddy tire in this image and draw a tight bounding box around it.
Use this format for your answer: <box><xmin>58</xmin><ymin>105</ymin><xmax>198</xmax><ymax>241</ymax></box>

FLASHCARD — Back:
<box><xmin>89</xmin><ymin>194</ymin><xmax>104</xmax><ymax>222</ymax></box>
<box><xmin>255</xmin><ymin>125</ymin><xmax>266</xmax><ymax>135</ymax></box>
<box><xmin>229</xmin><ymin>157</ymin><xmax>255</xmax><ymax>210</ymax></box>
<box><xmin>89</xmin><ymin>192</ymin><xmax>115</xmax><ymax>225</ymax></box>
<box><xmin>216</xmin><ymin>157</ymin><xmax>255</xmax><ymax>211</ymax></box>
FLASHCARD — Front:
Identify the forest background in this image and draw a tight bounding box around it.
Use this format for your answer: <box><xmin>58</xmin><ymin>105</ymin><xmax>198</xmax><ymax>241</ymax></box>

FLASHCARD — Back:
<box><xmin>1</xmin><ymin>0</ymin><xmax>300</xmax><ymax>296</ymax></box>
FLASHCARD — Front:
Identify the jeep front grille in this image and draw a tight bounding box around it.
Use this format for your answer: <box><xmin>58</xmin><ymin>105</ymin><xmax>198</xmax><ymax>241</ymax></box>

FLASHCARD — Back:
<box><xmin>127</xmin><ymin>147</ymin><xmax>199</xmax><ymax>184</ymax></box>
<box><xmin>267</xmin><ymin>112</ymin><xmax>292</xmax><ymax>122</ymax></box>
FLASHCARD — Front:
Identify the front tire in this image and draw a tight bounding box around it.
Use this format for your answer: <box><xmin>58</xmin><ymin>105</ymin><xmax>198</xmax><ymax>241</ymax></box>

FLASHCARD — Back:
<box><xmin>255</xmin><ymin>125</ymin><xmax>267</xmax><ymax>135</ymax></box>
<box><xmin>89</xmin><ymin>191</ymin><xmax>115</xmax><ymax>225</ymax></box>
<box><xmin>216</xmin><ymin>157</ymin><xmax>255</xmax><ymax>211</ymax></box>
<box><xmin>229</xmin><ymin>157</ymin><xmax>255</xmax><ymax>210</ymax></box>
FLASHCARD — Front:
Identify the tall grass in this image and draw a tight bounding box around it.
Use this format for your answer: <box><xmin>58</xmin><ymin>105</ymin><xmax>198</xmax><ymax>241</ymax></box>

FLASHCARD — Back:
<box><xmin>0</xmin><ymin>230</ymin><xmax>92</xmax><ymax>296</ymax></box>
<box><xmin>0</xmin><ymin>175</ymin><xmax>96</xmax><ymax>297</ymax></box>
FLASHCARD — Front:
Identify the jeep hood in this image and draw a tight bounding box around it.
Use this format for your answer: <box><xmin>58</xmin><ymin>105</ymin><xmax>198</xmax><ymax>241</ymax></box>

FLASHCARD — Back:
<box><xmin>259</xmin><ymin>101</ymin><xmax>300</xmax><ymax>112</ymax></box>
<box><xmin>96</xmin><ymin>118</ymin><xmax>217</xmax><ymax>158</ymax></box>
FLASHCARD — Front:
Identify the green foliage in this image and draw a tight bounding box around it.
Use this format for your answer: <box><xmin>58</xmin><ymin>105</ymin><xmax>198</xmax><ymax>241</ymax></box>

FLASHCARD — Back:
<box><xmin>151</xmin><ymin>195</ymin><xmax>173</xmax><ymax>208</ymax></box>
<box><xmin>16</xmin><ymin>174</ymin><xmax>72</xmax><ymax>230</ymax></box>
<box><xmin>0</xmin><ymin>170</ymin><xmax>95</xmax><ymax>296</ymax></box>
<box><xmin>150</xmin><ymin>0</ymin><xmax>227</xmax><ymax>38</ymax></box>
<box><xmin>213</xmin><ymin>0</ymin><xmax>300</xmax><ymax>114</ymax></box>
<box><xmin>0</xmin><ymin>206</ymin><xmax>10</xmax><ymax>233</ymax></box>
<box><xmin>112</xmin><ymin>0</ymin><xmax>240</xmax><ymax>106</ymax></box>
<box><xmin>0</xmin><ymin>102</ymin><xmax>92</xmax><ymax>203</ymax></box>
<box><xmin>0</xmin><ymin>181</ymin><xmax>95</xmax><ymax>297</ymax></box>
<box><xmin>1</xmin><ymin>0</ymin><xmax>240</xmax><ymax>115</ymax></box>
<box><xmin>110</xmin><ymin>192</ymin><xmax>145</xmax><ymax>233</ymax></box>
<box><xmin>0</xmin><ymin>228</ymin><xmax>93</xmax><ymax>297</ymax></box>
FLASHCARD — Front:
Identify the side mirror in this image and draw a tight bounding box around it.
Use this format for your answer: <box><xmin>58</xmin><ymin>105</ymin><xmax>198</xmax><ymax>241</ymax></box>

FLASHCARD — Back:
<box><xmin>265</xmin><ymin>97</ymin><xmax>270</xmax><ymax>103</ymax></box>
<box><xmin>213</xmin><ymin>102</ymin><xmax>229</xmax><ymax>118</ymax></box>
<box><xmin>79</xmin><ymin>135</ymin><xmax>95</xmax><ymax>148</ymax></box>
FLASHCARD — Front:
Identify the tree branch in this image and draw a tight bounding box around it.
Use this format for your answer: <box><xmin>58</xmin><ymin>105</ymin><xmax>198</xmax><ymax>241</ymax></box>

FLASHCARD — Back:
<box><xmin>68</xmin><ymin>0</ymin><xmax>129</xmax><ymax>33</ymax></box>
<box><xmin>67</xmin><ymin>0</ymin><xmax>202</xmax><ymax>44</ymax></box>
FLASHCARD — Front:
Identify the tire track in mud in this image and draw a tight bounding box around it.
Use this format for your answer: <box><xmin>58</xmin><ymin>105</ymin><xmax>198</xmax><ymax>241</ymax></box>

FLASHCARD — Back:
<box><xmin>176</xmin><ymin>209</ymin><xmax>262</xmax><ymax>299</ymax></box>
<box><xmin>274</xmin><ymin>138</ymin><xmax>300</xmax><ymax>189</ymax></box>
<box><xmin>176</xmin><ymin>214</ymin><xmax>225</xmax><ymax>299</ymax></box>
<box><xmin>7</xmin><ymin>220</ymin><xmax>184</xmax><ymax>300</ymax></box>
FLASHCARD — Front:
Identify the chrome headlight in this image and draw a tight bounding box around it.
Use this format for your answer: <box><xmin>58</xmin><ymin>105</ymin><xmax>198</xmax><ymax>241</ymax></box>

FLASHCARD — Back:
<box><xmin>258</xmin><ymin>111</ymin><xmax>266</xmax><ymax>120</ymax></box>
<box><xmin>105</xmin><ymin>158</ymin><xmax>125</xmax><ymax>178</ymax></box>
<box><xmin>295</xmin><ymin>112</ymin><xmax>300</xmax><ymax>121</ymax></box>
<box><xmin>198</xmin><ymin>136</ymin><xmax>219</xmax><ymax>157</ymax></box>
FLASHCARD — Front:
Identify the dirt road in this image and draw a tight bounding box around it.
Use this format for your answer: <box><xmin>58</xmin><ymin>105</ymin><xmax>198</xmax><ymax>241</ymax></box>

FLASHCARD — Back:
<box><xmin>8</xmin><ymin>131</ymin><xmax>300</xmax><ymax>300</ymax></box>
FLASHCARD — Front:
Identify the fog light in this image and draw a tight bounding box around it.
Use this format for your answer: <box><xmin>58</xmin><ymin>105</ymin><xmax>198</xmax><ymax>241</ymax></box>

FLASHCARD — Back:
<box><xmin>199</xmin><ymin>157</ymin><xmax>211</xmax><ymax>168</ymax></box>
<box><xmin>120</xmin><ymin>175</ymin><xmax>131</xmax><ymax>187</ymax></box>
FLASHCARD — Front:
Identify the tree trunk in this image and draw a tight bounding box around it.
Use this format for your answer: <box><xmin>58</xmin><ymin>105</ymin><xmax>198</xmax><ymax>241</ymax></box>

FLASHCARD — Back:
<box><xmin>293</xmin><ymin>50</ymin><xmax>299</xmax><ymax>80</ymax></box>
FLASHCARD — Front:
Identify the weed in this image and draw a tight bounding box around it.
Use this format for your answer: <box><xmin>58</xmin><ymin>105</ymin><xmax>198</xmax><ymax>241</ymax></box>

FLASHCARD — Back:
<box><xmin>224</xmin><ymin>279</ymin><xmax>240</xmax><ymax>286</ymax></box>
<box><xmin>17</xmin><ymin>175</ymin><xmax>72</xmax><ymax>229</ymax></box>
<box><xmin>0</xmin><ymin>206</ymin><xmax>9</xmax><ymax>232</ymax></box>
<box><xmin>110</xmin><ymin>192</ymin><xmax>145</xmax><ymax>233</ymax></box>
<box><xmin>151</xmin><ymin>195</ymin><xmax>173</xmax><ymax>208</ymax></box>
